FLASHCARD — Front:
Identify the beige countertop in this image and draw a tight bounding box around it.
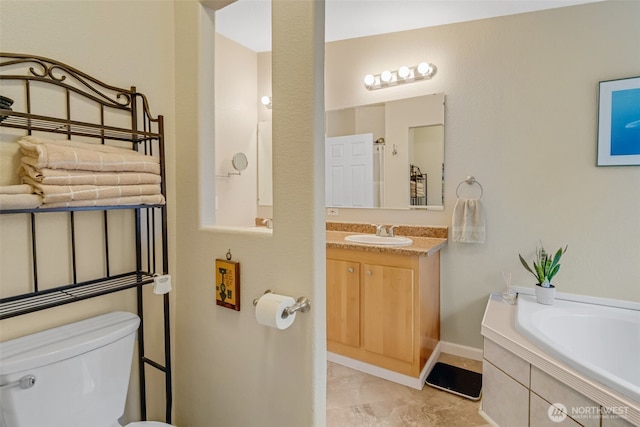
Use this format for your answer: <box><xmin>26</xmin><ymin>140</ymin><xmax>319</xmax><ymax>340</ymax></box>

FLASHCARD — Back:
<box><xmin>254</xmin><ymin>219</ymin><xmax>448</xmax><ymax>256</ymax></box>
<box><xmin>326</xmin><ymin>230</ymin><xmax>447</xmax><ymax>257</ymax></box>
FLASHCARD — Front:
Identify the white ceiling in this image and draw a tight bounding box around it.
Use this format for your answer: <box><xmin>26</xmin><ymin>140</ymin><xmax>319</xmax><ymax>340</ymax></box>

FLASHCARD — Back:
<box><xmin>215</xmin><ymin>0</ymin><xmax>603</xmax><ymax>53</ymax></box>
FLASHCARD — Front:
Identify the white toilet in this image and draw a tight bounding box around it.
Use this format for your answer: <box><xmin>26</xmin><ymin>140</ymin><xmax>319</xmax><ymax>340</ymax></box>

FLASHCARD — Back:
<box><xmin>0</xmin><ymin>311</ymin><xmax>174</xmax><ymax>427</ymax></box>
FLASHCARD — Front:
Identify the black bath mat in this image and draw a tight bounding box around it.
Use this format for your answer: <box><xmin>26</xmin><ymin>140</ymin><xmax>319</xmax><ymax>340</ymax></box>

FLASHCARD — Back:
<box><xmin>425</xmin><ymin>362</ymin><xmax>482</xmax><ymax>401</ymax></box>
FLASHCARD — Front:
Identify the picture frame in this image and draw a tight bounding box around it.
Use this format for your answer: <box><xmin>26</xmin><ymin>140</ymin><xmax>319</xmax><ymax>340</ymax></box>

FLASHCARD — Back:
<box><xmin>597</xmin><ymin>76</ymin><xmax>640</xmax><ymax>166</ymax></box>
<box><xmin>215</xmin><ymin>259</ymin><xmax>241</xmax><ymax>311</ymax></box>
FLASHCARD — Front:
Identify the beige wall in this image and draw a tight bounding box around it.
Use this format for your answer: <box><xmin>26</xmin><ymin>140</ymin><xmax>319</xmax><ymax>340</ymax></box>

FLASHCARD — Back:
<box><xmin>214</xmin><ymin>33</ymin><xmax>258</xmax><ymax>226</ymax></box>
<box><xmin>256</xmin><ymin>51</ymin><xmax>274</xmax><ymax>218</ymax></box>
<box><xmin>174</xmin><ymin>2</ymin><xmax>326</xmax><ymax>426</ymax></box>
<box><xmin>323</xmin><ymin>1</ymin><xmax>640</xmax><ymax>347</ymax></box>
<box><xmin>0</xmin><ymin>0</ymin><xmax>176</xmax><ymax>423</ymax></box>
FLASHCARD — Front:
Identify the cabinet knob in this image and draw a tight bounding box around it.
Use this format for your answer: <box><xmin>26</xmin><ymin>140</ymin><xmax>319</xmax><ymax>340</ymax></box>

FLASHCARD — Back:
<box><xmin>347</xmin><ymin>267</ymin><xmax>354</xmax><ymax>273</ymax></box>
<box><xmin>366</xmin><ymin>270</ymin><xmax>372</xmax><ymax>276</ymax></box>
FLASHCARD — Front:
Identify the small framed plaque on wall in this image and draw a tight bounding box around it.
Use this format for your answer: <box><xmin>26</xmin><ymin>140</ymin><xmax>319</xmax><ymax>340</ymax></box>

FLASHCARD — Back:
<box><xmin>215</xmin><ymin>259</ymin><xmax>240</xmax><ymax>311</ymax></box>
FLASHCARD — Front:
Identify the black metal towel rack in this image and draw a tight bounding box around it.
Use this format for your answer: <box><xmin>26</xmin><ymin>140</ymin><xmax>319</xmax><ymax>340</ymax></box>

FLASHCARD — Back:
<box><xmin>0</xmin><ymin>53</ymin><xmax>172</xmax><ymax>423</ymax></box>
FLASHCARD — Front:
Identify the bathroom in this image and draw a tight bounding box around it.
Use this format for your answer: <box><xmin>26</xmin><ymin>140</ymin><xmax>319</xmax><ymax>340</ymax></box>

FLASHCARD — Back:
<box><xmin>0</xmin><ymin>0</ymin><xmax>639</xmax><ymax>426</ymax></box>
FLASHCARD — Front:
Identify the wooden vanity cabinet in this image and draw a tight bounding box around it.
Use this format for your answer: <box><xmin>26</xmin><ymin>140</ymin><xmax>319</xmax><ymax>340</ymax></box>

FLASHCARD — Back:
<box><xmin>362</xmin><ymin>263</ymin><xmax>415</xmax><ymax>363</ymax></box>
<box><xmin>326</xmin><ymin>247</ymin><xmax>440</xmax><ymax>378</ymax></box>
<box><xmin>326</xmin><ymin>258</ymin><xmax>361</xmax><ymax>348</ymax></box>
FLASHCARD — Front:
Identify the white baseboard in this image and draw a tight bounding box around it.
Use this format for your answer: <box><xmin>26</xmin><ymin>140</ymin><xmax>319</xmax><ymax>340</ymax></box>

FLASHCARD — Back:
<box><xmin>327</xmin><ymin>341</ymin><xmax>483</xmax><ymax>390</ymax></box>
<box><xmin>438</xmin><ymin>341</ymin><xmax>483</xmax><ymax>361</ymax></box>
<box><xmin>327</xmin><ymin>342</ymin><xmax>442</xmax><ymax>390</ymax></box>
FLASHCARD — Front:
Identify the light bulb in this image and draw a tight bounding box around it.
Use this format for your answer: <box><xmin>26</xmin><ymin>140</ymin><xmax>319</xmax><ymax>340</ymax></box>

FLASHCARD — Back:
<box><xmin>417</xmin><ymin>62</ymin><xmax>431</xmax><ymax>75</ymax></box>
<box><xmin>380</xmin><ymin>70</ymin><xmax>392</xmax><ymax>83</ymax></box>
<box><xmin>364</xmin><ymin>74</ymin><xmax>375</xmax><ymax>87</ymax></box>
<box><xmin>398</xmin><ymin>66</ymin><xmax>411</xmax><ymax>79</ymax></box>
<box><xmin>261</xmin><ymin>96</ymin><xmax>272</xmax><ymax>106</ymax></box>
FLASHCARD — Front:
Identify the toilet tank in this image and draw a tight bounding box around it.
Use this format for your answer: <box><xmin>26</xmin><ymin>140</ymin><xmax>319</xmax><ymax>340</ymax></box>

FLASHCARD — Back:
<box><xmin>0</xmin><ymin>311</ymin><xmax>140</xmax><ymax>427</ymax></box>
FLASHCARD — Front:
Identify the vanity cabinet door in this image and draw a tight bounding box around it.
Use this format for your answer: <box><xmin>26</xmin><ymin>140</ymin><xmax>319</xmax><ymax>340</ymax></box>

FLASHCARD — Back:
<box><xmin>361</xmin><ymin>264</ymin><xmax>415</xmax><ymax>363</ymax></box>
<box><xmin>326</xmin><ymin>258</ymin><xmax>361</xmax><ymax>348</ymax></box>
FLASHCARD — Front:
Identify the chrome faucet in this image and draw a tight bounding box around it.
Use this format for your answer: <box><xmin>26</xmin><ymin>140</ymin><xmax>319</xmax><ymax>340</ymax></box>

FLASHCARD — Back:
<box><xmin>372</xmin><ymin>224</ymin><xmax>387</xmax><ymax>236</ymax></box>
<box><xmin>388</xmin><ymin>225</ymin><xmax>397</xmax><ymax>237</ymax></box>
<box><xmin>262</xmin><ymin>218</ymin><xmax>273</xmax><ymax>229</ymax></box>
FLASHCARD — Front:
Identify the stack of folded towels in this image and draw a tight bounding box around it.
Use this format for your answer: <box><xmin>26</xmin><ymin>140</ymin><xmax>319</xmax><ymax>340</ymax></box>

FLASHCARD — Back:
<box><xmin>16</xmin><ymin>136</ymin><xmax>165</xmax><ymax>208</ymax></box>
<box><xmin>0</xmin><ymin>183</ymin><xmax>42</xmax><ymax>210</ymax></box>
<box><xmin>410</xmin><ymin>180</ymin><xmax>425</xmax><ymax>198</ymax></box>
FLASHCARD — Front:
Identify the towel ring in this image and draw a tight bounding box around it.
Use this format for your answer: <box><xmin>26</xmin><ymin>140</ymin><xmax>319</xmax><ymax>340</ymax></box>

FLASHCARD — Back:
<box><xmin>456</xmin><ymin>176</ymin><xmax>484</xmax><ymax>199</ymax></box>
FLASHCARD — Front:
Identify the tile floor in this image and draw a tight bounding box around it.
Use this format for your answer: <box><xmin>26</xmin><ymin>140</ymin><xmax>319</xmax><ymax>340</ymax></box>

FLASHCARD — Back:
<box><xmin>327</xmin><ymin>353</ymin><xmax>491</xmax><ymax>427</ymax></box>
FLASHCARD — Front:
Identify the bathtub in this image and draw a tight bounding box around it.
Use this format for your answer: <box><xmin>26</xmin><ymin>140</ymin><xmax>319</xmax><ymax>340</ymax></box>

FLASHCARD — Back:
<box><xmin>516</xmin><ymin>294</ymin><xmax>640</xmax><ymax>403</ymax></box>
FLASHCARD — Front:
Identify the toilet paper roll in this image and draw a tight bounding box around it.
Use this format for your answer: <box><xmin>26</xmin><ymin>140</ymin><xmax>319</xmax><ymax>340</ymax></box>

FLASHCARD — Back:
<box><xmin>255</xmin><ymin>293</ymin><xmax>296</xmax><ymax>330</ymax></box>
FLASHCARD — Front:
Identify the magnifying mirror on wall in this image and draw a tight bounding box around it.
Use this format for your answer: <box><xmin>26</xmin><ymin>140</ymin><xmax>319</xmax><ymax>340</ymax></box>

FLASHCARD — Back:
<box><xmin>218</xmin><ymin>152</ymin><xmax>248</xmax><ymax>178</ymax></box>
<box><xmin>232</xmin><ymin>152</ymin><xmax>248</xmax><ymax>173</ymax></box>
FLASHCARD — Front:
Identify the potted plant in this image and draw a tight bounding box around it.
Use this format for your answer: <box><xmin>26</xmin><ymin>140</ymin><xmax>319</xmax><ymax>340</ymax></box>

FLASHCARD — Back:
<box><xmin>519</xmin><ymin>243</ymin><xmax>567</xmax><ymax>305</ymax></box>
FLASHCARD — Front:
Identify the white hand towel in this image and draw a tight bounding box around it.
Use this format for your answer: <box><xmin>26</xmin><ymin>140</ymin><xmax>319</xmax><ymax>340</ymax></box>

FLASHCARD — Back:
<box><xmin>452</xmin><ymin>198</ymin><xmax>486</xmax><ymax>243</ymax></box>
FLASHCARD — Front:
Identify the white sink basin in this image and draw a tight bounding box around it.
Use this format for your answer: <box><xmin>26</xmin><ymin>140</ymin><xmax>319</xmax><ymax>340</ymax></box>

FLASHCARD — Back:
<box><xmin>344</xmin><ymin>234</ymin><xmax>413</xmax><ymax>246</ymax></box>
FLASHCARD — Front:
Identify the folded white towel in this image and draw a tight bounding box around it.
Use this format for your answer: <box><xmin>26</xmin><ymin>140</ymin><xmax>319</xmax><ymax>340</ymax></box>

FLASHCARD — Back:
<box><xmin>19</xmin><ymin>163</ymin><xmax>161</xmax><ymax>186</ymax></box>
<box><xmin>0</xmin><ymin>184</ymin><xmax>34</xmax><ymax>195</ymax></box>
<box><xmin>0</xmin><ymin>194</ymin><xmax>43</xmax><ymax>210</ymax></box>
<box><xmin>451</xmin><ymin>198</ymin><xmax>486</xmax><ymax>244</ymax></box>
<box><xmin>22</xmin><ymin>177</ymin><xmax>161</xmax><ymax>204</ymax></box>
<box><xmin>18</xmin><ymin>136</ymin><xmax>160</xmax><ymax>174</ymax></box>
<box><xmin>42</xmin><ymin>194</ymin><xmax>165</xmax><ymax>208</ymax></box>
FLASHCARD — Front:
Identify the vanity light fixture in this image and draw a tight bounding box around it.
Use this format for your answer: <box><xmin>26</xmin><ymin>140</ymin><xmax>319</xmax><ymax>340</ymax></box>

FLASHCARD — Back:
<box><xmin>398</xmin><ymin>66</ymin><xmax>411</xmax><ymax>80</ymax></box>
<box><xmin>261</xmin><ymin>95</ymin><xmax>272</xmax><ymax>109</ymax></box>
<box><xmin>363</xmin><ymin>62</ymin><xmax>437</xmax><ymax>90</ymax></box>
<box><xmin>364</xmin><ymin>74</ymin><xmax>375</xmax><ymax>87</ymax></box>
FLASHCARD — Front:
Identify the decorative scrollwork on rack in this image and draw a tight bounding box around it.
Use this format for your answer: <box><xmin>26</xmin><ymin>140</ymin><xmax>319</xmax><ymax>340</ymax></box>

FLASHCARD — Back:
<box><xmin>136</xmin><ymin>92</ymin><xmax>159</xmax><ymax>124</ymax></box>
<box><xmin>1</xmin><ymin>53</ymin><xmax>132</xmax><ymax>109</ymax></box>
<box><xmin>0</xmin><ymin>52</ymin><xmax>162</xmax><ymax>142</ymax></box>
<box><xmin>23</xmin><ymin>58</ymin><xmax>53</xmax><ymax>79</ymax></box>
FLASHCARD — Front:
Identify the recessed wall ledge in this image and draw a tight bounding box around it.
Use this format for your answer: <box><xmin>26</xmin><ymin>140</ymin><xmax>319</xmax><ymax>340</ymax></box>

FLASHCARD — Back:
<box><xmin>326</xmin><ymin>221</ymin><xmax>448</xmax><ymax>239</ymax></box>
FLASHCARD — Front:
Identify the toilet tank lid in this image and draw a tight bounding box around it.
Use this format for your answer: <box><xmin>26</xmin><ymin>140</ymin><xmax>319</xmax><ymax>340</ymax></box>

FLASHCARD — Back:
<box><xmin>0</xmin><ymin>311</ymin><xmax>140</xmax><ymax>375</ymax></box>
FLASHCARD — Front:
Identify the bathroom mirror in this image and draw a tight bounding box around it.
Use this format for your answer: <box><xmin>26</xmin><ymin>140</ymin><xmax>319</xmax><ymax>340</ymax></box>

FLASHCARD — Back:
<box><xmin>409</xmin><ymin>124</ymin><xmax>444</xmax><ymax>208</ymax></box>
<box><xmin>258</xmin><ymin>93</ymin><xmax>445</xmax><ymax>209</ymax></box>
<box><xmin>232</xmin><ymin>152</ymin><xmax>248</xmax><ymax>172</ymax></box>
<box><xmin>326</xmin><ymin>94</ymin><xmax>445</xmax><ymax>209</ymax></box>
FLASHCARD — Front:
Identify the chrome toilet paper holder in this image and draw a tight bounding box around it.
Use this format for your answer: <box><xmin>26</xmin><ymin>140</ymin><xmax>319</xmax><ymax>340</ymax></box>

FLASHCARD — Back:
<box><xmin>253</xmin><ymin>289</ymin><xmax>311</xmax><ymax>319</ymax></box>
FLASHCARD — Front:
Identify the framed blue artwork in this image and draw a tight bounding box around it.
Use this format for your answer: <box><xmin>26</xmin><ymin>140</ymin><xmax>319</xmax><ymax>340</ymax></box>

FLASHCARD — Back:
<box><xmin>597</xmin><ymin>76</ymin><xmax>640</xmax><ymax>166</ymax></box>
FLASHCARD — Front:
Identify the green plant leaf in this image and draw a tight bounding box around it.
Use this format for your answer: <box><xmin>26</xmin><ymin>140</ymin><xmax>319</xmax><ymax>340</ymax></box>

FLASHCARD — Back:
<box><xmin>547</xmin><ymin>264</ymin><xmax>560</xmax><ymax>281</ymax></box>
<box><xmin>550</xmin><ymin>247</ymin><xmax>563</xmax><ymax>269</ymax></box>
<box><xmin>519</xmin><ymin>254</ymin><xmax>538</xmax><ymax>280</ymax></box>
<box><xmin>534</xmin><ymin>261</ymin><xmax>545</xmax><ymax>283</ymax></box>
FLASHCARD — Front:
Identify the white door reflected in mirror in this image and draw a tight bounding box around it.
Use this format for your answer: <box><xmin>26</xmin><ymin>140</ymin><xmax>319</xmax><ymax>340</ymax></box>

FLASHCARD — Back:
<box><xmin>325</xmin><ymin>133</ymin><xmax>374</xmax><ymax>208</ymax></box>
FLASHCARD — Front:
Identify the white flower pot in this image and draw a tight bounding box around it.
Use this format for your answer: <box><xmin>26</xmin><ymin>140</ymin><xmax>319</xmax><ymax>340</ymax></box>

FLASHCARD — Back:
<box><xmin>535</xmin><ymin>284</ymin><xmax>556</xmax><ymax>305</ymax></box>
